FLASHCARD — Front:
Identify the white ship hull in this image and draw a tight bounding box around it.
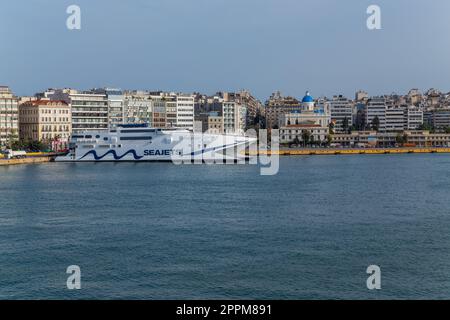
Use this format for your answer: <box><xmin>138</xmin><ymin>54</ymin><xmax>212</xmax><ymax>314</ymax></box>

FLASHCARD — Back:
<box><xmin>55</xmin><ymin>125</ymin><xmax>256</xmax><ymax>162</ymax></box>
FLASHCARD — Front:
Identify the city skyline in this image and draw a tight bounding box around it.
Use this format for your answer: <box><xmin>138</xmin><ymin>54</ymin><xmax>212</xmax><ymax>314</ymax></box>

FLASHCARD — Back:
<box><xmin>3</xmin><ymin>84</ymin><xmax>450</xmax><ymax>101</ymax></box>
<box><xmin>2</xmin><ymin>0</ymin><xmax>450</xmax><ymax>100</ymax></box>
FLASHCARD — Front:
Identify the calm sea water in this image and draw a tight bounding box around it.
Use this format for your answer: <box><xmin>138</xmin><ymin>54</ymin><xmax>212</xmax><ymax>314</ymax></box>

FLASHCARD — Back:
<box><xmin>1</xmin><ymin>155</ymin><xmax>450</xmax><ymax>299</ymax></box>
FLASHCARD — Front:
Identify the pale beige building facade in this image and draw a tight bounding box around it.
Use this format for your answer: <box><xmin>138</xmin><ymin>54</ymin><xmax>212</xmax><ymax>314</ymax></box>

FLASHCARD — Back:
<box><xmin>19</xmin><ymin>100</ymin><xmax>72</xmax><ymax>149</ymax></box>
<box><xmin>207</xmin><ymin>115</ymin><xmax>223</xmax><ymax>134</ymax></box>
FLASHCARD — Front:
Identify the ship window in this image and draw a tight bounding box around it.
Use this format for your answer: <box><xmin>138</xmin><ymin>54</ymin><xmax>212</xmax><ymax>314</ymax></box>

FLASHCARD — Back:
<box><xmin>96</xmin><ymin>135</ymin><xmax>100</xmax><ymax>138</ymax></box>
<box><xmin>85</xmin><ymin>135</ymin><xmax>92</xmax><ymax>139</ymax></box>
<box><xmin>103</xmin><ymin>137</ymin><xmax>108</xmax><ymax>141</ymax></box>
<box><xmin>120</xmin><ymin>136</ymin><xmax>153</xmax><ymax>140</ymax></box>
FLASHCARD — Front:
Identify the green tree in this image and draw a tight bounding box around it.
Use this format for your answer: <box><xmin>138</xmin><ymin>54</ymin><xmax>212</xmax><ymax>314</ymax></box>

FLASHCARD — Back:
<box><xmin>419</xmin><ymin>123</ymin><xmax>431</xmax><ymax>131</ymax></box>
<box><xmin>396</xmin><ymin>133</ymin><xmax>405</xmax><ymax>145</ymax></box>
<box><xmin>6</xmin><ymin>129</ymin><xmax>19</xmax><ymax>149</ymax></box>
<box><xmin>328</xmin><ymin>122</ymin><xmax>335</xmax><ymax>134</ymax></box>
<box><xmin>342</xmin><ymin>117</ymin><xmax>349</xmax><ymax>133</ymax></box>
<box><xmin>326</xmin><ymin>134</ymin><xmax>333</xmax><ymax>146</ymax></box>
<box><xmin>403</xmin><ymin>133</ymin><xmax>408</xmax><ymax>144</ymax></box>
<box><xmin>301</xmin><ymin>130</ymin><xmax>311</xmax><ymax>147</ymax></box>
<box><xmin>355</xmin><ymin>109</ymin><xmax>366</xmax><ymax>131</ymax></box>
<box><xmin>371</xmin><ymin>116</ymin><xmax>380</xmax><ymax>131</ymax></box>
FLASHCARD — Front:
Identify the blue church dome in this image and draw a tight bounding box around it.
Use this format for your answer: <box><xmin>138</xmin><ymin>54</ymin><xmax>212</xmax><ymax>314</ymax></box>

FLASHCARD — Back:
<box><xmin>302</xmin><ymin>91</ymin><xmax>314</xmax><ymax>103</ymax></box>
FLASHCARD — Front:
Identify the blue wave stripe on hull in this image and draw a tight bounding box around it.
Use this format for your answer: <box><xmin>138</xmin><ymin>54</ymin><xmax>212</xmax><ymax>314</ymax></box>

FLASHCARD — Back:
<box><xmin>79</xmin><ymin>149</ymin><xmax>144</xmax><ymax>160</ymax></box>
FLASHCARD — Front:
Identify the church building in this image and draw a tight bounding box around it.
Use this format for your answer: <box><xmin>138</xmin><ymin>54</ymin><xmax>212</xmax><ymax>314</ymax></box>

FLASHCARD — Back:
<box><xmin>279</xmin><ymin>91</ymin><xmax>331</xmax><ymax>144</ymax></box>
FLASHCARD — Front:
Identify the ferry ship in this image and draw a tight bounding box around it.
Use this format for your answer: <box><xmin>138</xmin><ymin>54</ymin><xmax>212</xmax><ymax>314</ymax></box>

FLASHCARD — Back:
<box><xmin>55</xmin><ymin>124</ymin><xmax>257</xmax><ymax>162</ymax></box>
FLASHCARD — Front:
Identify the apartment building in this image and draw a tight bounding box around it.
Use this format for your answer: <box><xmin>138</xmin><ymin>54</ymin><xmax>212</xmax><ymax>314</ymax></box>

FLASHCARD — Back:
<box><xmin>0</xmin><ymin>86</ymin><xmax>19</xmax><ymax>147</ymax></box>
<box><xmin>70</xmin><ymin>91</ymin><xmax>109</xmax><ymax>133</ymax></box>
<box><xmin>424</xmin><ymin>108</ymin><xmax>450</xmax><ymax>129</ymax></box>
<box><xmin>19</xmin><ymin>100</ymin><xmax>71</xmax><ymax>149</ymax></box>
<box><xmin>165</xmin><ymin>95</ymin><xmax>177</xmax><ymax>128</ymax></box>
<box><xmin>176</xmin><ymin>95</ymin><xmax>195</xmax><ymax>129</ymax></box>
<box><xmin>264</xmin><ymin>92</ymin><xmax>301</xmax><ymax>129</ymax></box>
<box><xmin>365</xmin><ymin>97</ymin><xmax>386</xmax><ymax>131</ymax></box>
<box><xmin>105</xmin><ymin>88</ymin><xmax>124</xmax><ymax>129</ymax></box>
<box><xmin>151</xmin><ymin>95</ymin><xmax>166</xmax><ymax>128</ymax></box>
<box><xmin>329</xmin><ymin>95</ymin><xmax>353</xmax><ymax>132</ymax></box>
<box><xmin>385</xmin><ymin>106</ymin><xmax>406</xmax><ymax>132</ymax></box>
<box><xmin>124</xmin><ymin>91</ymin><xmax>153</xmax><ymax>125</ymax></box>
<box><xmin>406</xmin><ymin>106</ymin><xmax>423</xmax><ymax>130</ymax></box>
<box><xmin>221</xmin><ymin>101</ymin><xmax>246</xmax><ymax>134</ymax></box>
<box><xmin>197</xmin><ymin>111</ymin><xmax>223</xmax><ymax>134</ymax></box>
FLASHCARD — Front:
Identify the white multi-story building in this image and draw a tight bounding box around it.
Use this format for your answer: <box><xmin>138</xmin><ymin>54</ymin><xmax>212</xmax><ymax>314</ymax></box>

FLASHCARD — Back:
<box><xmin>366</xmin><ymin>99</ymin><xmax>423</xmax><ymax>132</ymax></box>
<box><xmin>124</xmin><ymin>91</ymin><xmax>153</xmax><ymax>125</ymax></box>
<box><xmin>104</xmin><ymin>88</ymin><xmax>124</xmax><ymax>129</ymax></box>
<box><xmin>365</xmin><ymin>97</ymin><xmax>386</xmax><ymax>131</ymax></box>
<box><xmin>0</xmin><ymin>86</ymin><xmax>19</xmax><ymax>147</ymax></box>
<box><xmin>329</xmin><ymin>95</ymin><xmax>353</xmax><ymax>132</ymax></box>
<box><xmin>221</xmin><ymin>101</ymin><xmax>246</xmax><ymax>134</ymax></box>
<box><xmin>222</xmin><ymin>102</ymin><xmax>236</xmax><ymax>134</ymax></box>
<box><xmin>176</xmin><ymin>94</ymin><xmax>194</xmax><ymax>129</ymax></box>
<box><xmin>70</xmin><ymin>91</ymin><xmax>109</xmax><ymax>133</ymax></box>
<box><xmin>92</xmin><ymin>88</ymin><xmax>125</xmax><ymax>129</ymax></box>
<box><xmin>406</xmin><ymin>106</ymin><xmax>423</xmax><ymax>130</ymax></box>
<box><xmin>123</xmin><ymin>92</ymin><xmax>194</xmax><ymax>129</ymax></box>
<box><xmin>385</xmin><ymin>106</ymin><xmax>406</xmax><ymax>132</ymax></box>
<box><xmin>424</xmin><ymin>108</ymin><xmax>450</xmax><ymax>129</ymax></box>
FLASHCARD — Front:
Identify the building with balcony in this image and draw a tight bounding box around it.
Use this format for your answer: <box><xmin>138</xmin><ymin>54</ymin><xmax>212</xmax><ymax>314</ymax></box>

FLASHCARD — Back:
<box><xmin>70</xmin><ymin>91</ymin><xmax>109</xmax><ymax>133</ymax></box>
<box><xmin>124</xmin><ymin>91</ymin><xmax>153</xmax><ymax>125</ymax></box>
<box><xmin>176</xmin><ymin>94</ymin><xmax>195</xmax><ymax>129</ymax></box>
<box><xmin>0</xmin><ymin>86</ymin><xmax>19</xmax><ymax>147</ymax></box>
<box><xmin>365</xmin><ymin>97</ymin><xmax>386</xmax><ymax>131</ymax></box>
<box><xmin>329</xmin><ymin>95</ymin><xmax>353</xmax><ymax>132</ymax></box>
<box><xmin>19</xmin><ymin>100</ymin><xmax>71</xmax><ymax>150</ymax></box>
<box><xmin>264</xmin><ymin>91</ymin><xmax>301</xmax><ymax>129</ymax></box>
<box><xmin>424</xmin><ymin>108</ymin><xmax>450</xmax><ymax>129</ymax></box>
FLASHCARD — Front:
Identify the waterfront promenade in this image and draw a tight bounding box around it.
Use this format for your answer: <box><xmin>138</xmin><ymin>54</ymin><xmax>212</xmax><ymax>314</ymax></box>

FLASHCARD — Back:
<box><xmin>0</xmin><ymin>153</ymin><xmax>55</xmax><ymax>166</ymax></box>
<box><xmin>251</xmin><ymin>147</ymin><xmax>450</xmax><ymax>156</ymax></box>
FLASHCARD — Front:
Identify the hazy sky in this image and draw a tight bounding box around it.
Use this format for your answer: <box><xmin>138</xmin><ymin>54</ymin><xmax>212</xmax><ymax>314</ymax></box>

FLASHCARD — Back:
<box><xmin>1</xmin><ymin>0</ymin><xmax>450</xmax><ymax>100</ymax></box>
